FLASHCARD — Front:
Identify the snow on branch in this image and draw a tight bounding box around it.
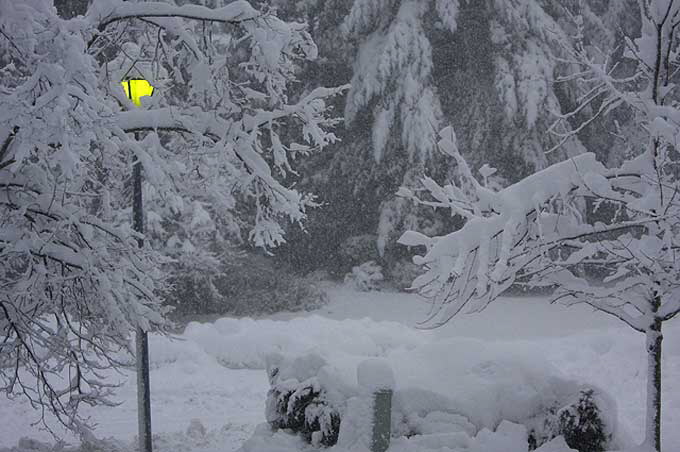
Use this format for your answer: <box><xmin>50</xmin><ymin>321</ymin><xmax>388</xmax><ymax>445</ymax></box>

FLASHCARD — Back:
<box><xmin>87</xmin><ymin>0</ymin><xmax>260</xmax><ymax>30</ymax></box>
<box><xmin>113</xmin><ymin>84</ymin><xmax>347</xmax><ymax>248</ymax></box>
<box><xmin>401</xmin><ymin>124</ymin><xmax>680</xmax><ymax>333</ymax></box>
<box><xmin>113</xmin><ymin>84</ymin><xmax>348</xmax><ymax>186</ymax></box>
<box><xmin>115</xmin><ymin>85</ymin><xmax>347</xmax><ymax>136</ymax></box>
<box><xmin>398</xmin><ymin>128</ymin><xmax>611</xmax><ymax>327</ymax></box>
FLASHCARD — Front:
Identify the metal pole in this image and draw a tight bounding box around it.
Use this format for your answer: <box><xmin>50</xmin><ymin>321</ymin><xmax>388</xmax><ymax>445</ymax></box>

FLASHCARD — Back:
<box><xmin>133</xmin><ymin>131</ymin><xmax>153</xmax><ymax>452</ymax></box>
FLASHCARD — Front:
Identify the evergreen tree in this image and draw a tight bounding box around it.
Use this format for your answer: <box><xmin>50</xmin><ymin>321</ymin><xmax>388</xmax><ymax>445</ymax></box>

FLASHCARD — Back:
<box><xmin>278</xmin><ymin>0</ymin><xmax>636</xmax><ymax>277</ymax></box>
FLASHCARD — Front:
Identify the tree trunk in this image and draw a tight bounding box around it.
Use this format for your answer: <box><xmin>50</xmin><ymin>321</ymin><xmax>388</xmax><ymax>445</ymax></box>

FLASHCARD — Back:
<box><xmin>645</xmin><ymin>319</ymin><xmax>662</xmax><ymax>452</ymax></box>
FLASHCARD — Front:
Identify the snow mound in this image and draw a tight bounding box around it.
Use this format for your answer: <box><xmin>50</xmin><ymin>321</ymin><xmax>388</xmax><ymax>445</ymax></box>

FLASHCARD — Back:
<box><xmin>389</xmin><ymin>338</ymin><xmax>584</xmax><ymax>430</ymax></box>
<box><xmin>534</xmin><ymin>436</ymin><xmax>578</xmax><ymax>452</ymax></box>
<box><xmin>144</xmin><ymin>309</ymin><xmax>622</xmax><ymax>452</ymax></box>
<box><xmin>153</xmin><ymin>316</ymin><xmax>427</xmax><ymax>370</ymax></box>
<box><xmin>357</xmin><ymin>359</ymin><xmax>395</xmax><ymax>391</ymax></box>
<box><xmin>241</xmin><ymin>421</ymin><xmax>576</xmax><ymax>452</ymax></box>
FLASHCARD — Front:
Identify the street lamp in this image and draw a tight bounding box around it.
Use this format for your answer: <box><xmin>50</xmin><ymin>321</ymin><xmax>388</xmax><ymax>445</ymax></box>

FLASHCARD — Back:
<box><xmin>121</xmin><ymin>78</ymin><xmax>154</xmax><ymax>452</ymax></box>
<box><xmin>122</xmin><ymin>79</ymin><xmax>155</xmax><ymax>107</ymax></box>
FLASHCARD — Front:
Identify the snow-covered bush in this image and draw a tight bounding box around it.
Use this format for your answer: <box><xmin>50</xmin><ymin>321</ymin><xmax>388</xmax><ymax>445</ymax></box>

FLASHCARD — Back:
<box><xmin>528</xmin><ymin>388</ymin><xmax>614</xmax><ymax>452</ymax></box>
<box><xmin>265</xmin><ymin>354</ymin><xmax>343</xmax><ymax>447</ymax></box>
<box><xmin>337</xmin><ymin>235</ymin><xmax>381</xmax><ymax>272</ymax></box>
<box><xmin>557</xmin><ymin>389</ymin><xmax>611</xmax><ymax>452</ymax></box>
<box><xmin>388</xmin><ymin>259</ymin><xmax>425</xmax><ymax>291</ymax></box>
<box><xmin>344</xmin><ymin>261</ymin><xmax>384</xmax><ymax>291</ymax></box>
<box><xmin>391</xmin><ymin>402</ymin><xmax>476</xmax><ymax>439</ymax></box>
<box><xmin>267</xmin><ymin>380</ymin><xmax>341</xmax><ymax>447</ymax></box>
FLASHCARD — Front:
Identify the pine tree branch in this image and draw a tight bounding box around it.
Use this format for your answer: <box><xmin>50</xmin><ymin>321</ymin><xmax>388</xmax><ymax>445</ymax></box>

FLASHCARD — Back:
<box><xmin>0</xmin><ymin>126</ymin><xmax>18</xmax><ymax>171</ymax></box>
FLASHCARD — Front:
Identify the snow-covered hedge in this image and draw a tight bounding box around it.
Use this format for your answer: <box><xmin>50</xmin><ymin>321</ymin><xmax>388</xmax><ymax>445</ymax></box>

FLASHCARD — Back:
<box><xmin>344</xmin><ymin>261</ymin><xmax>384</xmax><ymax>291</ymax></box>
<box><xmin>265</xmin><ymin>354</ymin><xmax>342</xmax><ymax>447</ymax></box>
<box><xmin>256</xmin><ymin>348</ymin><xmax>617</xmax><ymax>452</ymax></box>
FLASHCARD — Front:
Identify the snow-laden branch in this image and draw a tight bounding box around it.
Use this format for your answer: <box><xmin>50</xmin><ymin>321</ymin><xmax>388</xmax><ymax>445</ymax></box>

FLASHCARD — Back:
<box><xmin>404</xmin><ymin>153</ymin><xmax>607</xmax><ymax>264</ymax></box>
<box><xmin>114</xmin><ymin>85</ymin><xmax>348</xmax><ymax>139</ymax></box>
<box><xmin>399</xmin><ymin>125</ymin><xmax>680</xmax><ymax>333</ymax></box>
<box><xmin>397</xmin><ymin>129</ymin><xmax>611</xmax><ymax>327</ymax></box>
<box><xmin>113</xmin><ymin>85</ymin><xmax>347</xmax><ymax>221</ymax></box>
<box><xmin>87</xmin><ymin>0</ymin><xmax>260</xmax><ymax>31</ymax></box>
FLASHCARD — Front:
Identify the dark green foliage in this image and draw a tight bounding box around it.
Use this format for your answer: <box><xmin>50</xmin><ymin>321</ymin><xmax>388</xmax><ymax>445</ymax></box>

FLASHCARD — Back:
<box><xmin>338</xmin><ymin>235</ymin><xmax>381</xmax><ymax>274</ymax></box>
<box><xmin>387</xmin><ymin>259</ymin><xmax>425</xmax><ymax>291</ymax></box>
<box><xmin>271</xmin><ymin>0</ymin><xmax>641</xmax><ymax>285</ymax></box>
<box><xmin>268</xmin><ymin>382</ymin><xmax>341</xmax><ymax>447</ymax></box>
<box><xmin>54</xmin><ymin>0</ymin><xmax>90</xmax><ymax>18</ymax></box>
<box><xmin>303</xmin><ymin>402</ymin><xmax>342</xmax><ymax>447</ymax></box>
<box><xmin>528</xmin><ymin>389</ymin><xmax>610</xmax><ymax>452</ymax></box>
<box><xmin>165</xmin><ymin>253</ymin><xmax>328</xmax><ymax>321</ymax></box>
<box><xmin>558</xmin><ymin>389</ymin><xmax>608</xmax><ymax>452</ymax></box>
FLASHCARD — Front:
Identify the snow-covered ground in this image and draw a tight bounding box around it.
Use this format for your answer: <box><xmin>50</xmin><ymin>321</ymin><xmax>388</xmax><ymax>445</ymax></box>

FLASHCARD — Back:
<box><xmin>1</xmin><ymin>285</ymin><xmax>678</xmax><ymax>451</ymax></box>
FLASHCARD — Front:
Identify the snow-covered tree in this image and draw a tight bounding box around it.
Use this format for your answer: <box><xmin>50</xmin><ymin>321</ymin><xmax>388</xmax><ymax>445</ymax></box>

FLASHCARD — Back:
<box><xmin>0</xmin><ymin>0</ymin><xmax>342</xmax><ymax>437</ymax></box>
<box><xmin>400</xmin><ymin>2</ymin><xmax>680</xmax><ymax>450</ymax></box>
<box><xmin>276</xmin><ymin>0</ymin><xmax>636</xmax><ymax>277</ymax></box>
<box><xmin>343</xmin><ymin>0</ymin><xmax>633</xmax><ymax>252</ymax></box>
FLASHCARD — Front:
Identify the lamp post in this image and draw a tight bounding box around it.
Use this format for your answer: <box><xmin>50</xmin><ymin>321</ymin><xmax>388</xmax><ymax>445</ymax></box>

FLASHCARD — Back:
<box><xmin>122</xmin><ymin>78</ymin><xmax>154</xmax><ymax>452</ymax></box>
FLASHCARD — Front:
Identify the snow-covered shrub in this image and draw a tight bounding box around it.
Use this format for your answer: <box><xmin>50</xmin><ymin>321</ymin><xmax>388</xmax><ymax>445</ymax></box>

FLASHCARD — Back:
<box><xmin>242</xmin><ymin>271</ymin><xmax>328</xmax><ymax>316</ymax></box>
<box><xmin>388</xmin><ymin>259</ymin><xmax>425</xmax><ymax>291</ymax></box>
<box><xmin>557</xmin><ymin>389</ymin><xmax>610</xmax><ymax>452</ymax></box>
<box><xmin>166</xmin><ymin>272</ymin><xmax>221</xmax><ymax>318</ymax></box>
<box><xmin>338</xmin><ymin>235</ymin><xmax>381</xmax><ymax>272</ymax></box>
<box><xmin>267</xmin><ymin>380</ymin><xmax>341</xmax><ymax>446</ymax></box>
<box><xmin>186</xmin><ymin>418</ymin><xmax>207</xmax><ymax>440</ymax></box>
<box><xmin>265</xmin><ymin>354</ymin><xmax>343</xmax><ymax>447</ymax></box>
<box><xmin>527</xmin><ymin>388</ymin><xmax>613</xmax><ymax>452</ymax></box>
<box><xmin>344</xmin><ymin>261</ymin><xmax>384</xmax><ymax>291</ymax></box>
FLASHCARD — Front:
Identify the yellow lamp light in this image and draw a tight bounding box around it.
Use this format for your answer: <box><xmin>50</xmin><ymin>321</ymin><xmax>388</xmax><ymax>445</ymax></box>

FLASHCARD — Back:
<box><xmin>122</xmin><ymin>79</ymin><xmax>155</xmax><ymax>107</ymax></box>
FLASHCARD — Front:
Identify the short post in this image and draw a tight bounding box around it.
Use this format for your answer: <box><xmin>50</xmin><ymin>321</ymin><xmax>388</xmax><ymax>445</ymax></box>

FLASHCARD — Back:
<box><xmin>371</xmin><ymin>388</ymin><xmax>392</xmax><ymax>452</ymax></box>
<box><xmin>357</xmin><ymin>359</ymin><xmax>395</xmax><ymax>452</ymax></box>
